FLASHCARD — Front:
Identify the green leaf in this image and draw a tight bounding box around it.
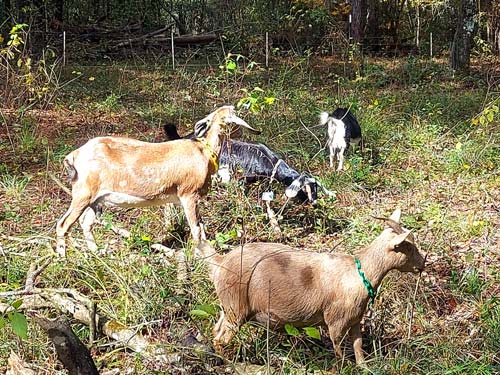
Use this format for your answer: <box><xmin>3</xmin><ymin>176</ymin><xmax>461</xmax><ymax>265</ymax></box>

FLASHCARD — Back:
<box><xmin>487</xmin><ymin>111</ymin><xmax>494</xmax><ymax>122</ymax></box>
<box><xmin>194</xmin><ymin>304</ymin><xmax>217</xmax><ymax>316</ymax></box>
<box><xmin>236</xmin><ymin>98</ymin><xmax>245</xmax><ymax>107</ymax></box>
<box><xmin>226</xmin><ymin>60</ymin><xmax>236</xmax><ymax>71</ymax></box>
<box><xmin>0</xmin><ymin>316</ymin><xmax>6</xmax><ymax>329</ymax></box>
<box><xmin>9</xmin><ymin>312</ymin><xmax>28</xmax><ymax>339</ymax></box>
<box><xmin>303</xmin><ymin>326</ymin><xmax>321</xmax><ymax>340</ymax></box>
<box><xmin>11</xmin><ymin>299</ymin><xmax>23</xmax><ymax>310</ymax></box>
<box><xmin>253</xmin><ymin>87</ymin><xmax>265</xmax><ymax>92</ymax></box>
<box><xmin>284</xmin><ymin>323</ymin><xmax>300</xmax><ymax>337</ymax></box>
<box><xmin>189</xmin><ymin>309</ymin><xmax>211</xmax><ymax>319</ymax></box>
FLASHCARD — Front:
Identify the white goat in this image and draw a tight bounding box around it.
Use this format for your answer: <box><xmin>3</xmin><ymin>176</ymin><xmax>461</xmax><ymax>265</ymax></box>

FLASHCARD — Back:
<box><xmin>56</xmin><ymin>106</ymin><xmax>257</xmax><ymax>256</ymax></box>
<box><xmin>320</xmin><ymin>108</ymin><xmax>362</xmax><ymax>171</ymax></box>
<box><xmin>197</xmin><ymin>209</ymin><xmax>425</xmax><ymax>368</ymax></box>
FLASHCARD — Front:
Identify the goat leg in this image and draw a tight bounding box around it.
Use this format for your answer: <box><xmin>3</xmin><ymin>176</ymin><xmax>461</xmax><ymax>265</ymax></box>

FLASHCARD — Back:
<box><xmin>349</xmin><ymin>322</ymin><xmax>366</xmax><ymax>366</ymax></box>
<box><xmin>179</xmin><ymin>195</ymin><xmax>203</xmax><ymax>242</ymax></box>
<box><xmin>56</xmin><ymin>190</ymin><xmax>92</xmax><ymax>256</ymax></box>
<box><xmin>327</xmin><ymin>324</ymin><xmax>344</xmax><ymax>360</ymax></box>
<box><xmin>337</xmin><ymin>148</ymin><xmax>345</xmax><ymax>171</ymax></box>
<box><xmin>213</xmin><ymin>314</ymin><xmax>238</xmax><ymax>354</ymax></box>
<box><xmin>78</xmin><ymin>207</ymin><xmax>98</xmax><ymax>252</ymax></box>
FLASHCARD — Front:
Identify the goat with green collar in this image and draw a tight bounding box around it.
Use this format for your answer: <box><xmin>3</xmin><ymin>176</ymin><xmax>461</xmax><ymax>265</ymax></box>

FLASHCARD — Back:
<box><xmin>196</xmin><ymin>208</ymin><xmax>426</xmax><ymax>369</ymax></box>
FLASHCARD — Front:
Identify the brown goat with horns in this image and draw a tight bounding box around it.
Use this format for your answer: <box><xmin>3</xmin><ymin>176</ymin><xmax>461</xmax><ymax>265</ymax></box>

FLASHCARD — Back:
<box><xmin>56</xmin><ymin>106</ymin><xmax>258</xmax><ymax>256</ymax></box>
<box><xmin>196</xmin><ymin>209</ymin><xmax>425</xmax><ymax>368</ymax></box>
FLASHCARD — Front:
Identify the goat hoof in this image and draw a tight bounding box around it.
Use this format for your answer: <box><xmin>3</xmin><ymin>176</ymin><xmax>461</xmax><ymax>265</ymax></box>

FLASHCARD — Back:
<box><xmin>357</xmin><ymin>361</ymin><xmax>369</xmax><ymax>371</ymax></box>
<box><xmin>87</xmin><ymin>242</ymin><xmax>98</xmax><ymax>252</ymax></box>
<box><xmin>213</xmin><ymin>342</ymin><xmax>225</xmax><ymax>356</ymax></box>
<box><xmin>55</xmin><ymin>242</ymin><xmax>66</xmax><ymax>257</ymax></box>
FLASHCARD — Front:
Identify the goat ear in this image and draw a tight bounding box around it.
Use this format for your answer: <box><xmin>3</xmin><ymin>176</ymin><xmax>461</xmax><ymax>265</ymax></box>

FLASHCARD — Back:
<box><xmin>319</xmin><ymin>112</ymin><xmax>330</xmax><ymax>125</ymax></box>
<box><xmin>316</xmin><ymin>179</ymin><xmax>335</xmax><ymax>197</ymax></box>
<box><xmin>306</xmin><ymin>177</ymin><xmax>316</xmax><ymax>184</ymax></box>
<box><xmin>196</xmin><ymin>110</ymin><xmax>216</xmax><ymax>127</ymax></box>
<box><xmin>389</xmin><ymin>231</ymin><xmax>412</xmax><ymax>250</ymax></box>
<box><xmin>285</xmin><ymin>175</ymin><xmax>305</xmax><ymax>198</ymax></box>
<box><xmin>194</xmin><ymin>121</ymin><xmax>209</xmax><ymax>138</ymax></box>
<box><xmin>389</xmin><ymin>208</ymin><xmax>402</xmax><ymax>223</ymax></box>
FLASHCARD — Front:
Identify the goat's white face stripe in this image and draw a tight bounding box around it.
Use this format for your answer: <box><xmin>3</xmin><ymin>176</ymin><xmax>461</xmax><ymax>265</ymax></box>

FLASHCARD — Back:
<box><xmin>305</xmin><ymin>184</ymin><xmax>313</xmax><ymax>202</ymax></box>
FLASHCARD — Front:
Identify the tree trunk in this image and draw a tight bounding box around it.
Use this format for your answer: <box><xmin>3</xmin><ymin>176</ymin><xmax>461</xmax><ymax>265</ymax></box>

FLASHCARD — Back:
<box><xmin>350</xmin><ymin>0</ymin><xmax>367</xmax><ymax>43</ymax></box>
<box><xmin>54</xmin><ymin>0</ymin><xmax>64</xmax><ymax>24</ymax></box>
<box><xmin>450</xmin><ymin>0</ymin><xmax>478</xmax><ymax>72</ymax></box>
<box><xmin>365</xmin><ymin>0</ymin><xmax>380</xmax><ymax>50</ymax></box>
<box><xmin>350</xmin><ymin>0</ymin><xmax>366</xmax><ymax>77</ymax></box>
<box><xmin>486</xmin><ymin>0</ymin><xmax>500</xmax><ymax>54</ymax></box>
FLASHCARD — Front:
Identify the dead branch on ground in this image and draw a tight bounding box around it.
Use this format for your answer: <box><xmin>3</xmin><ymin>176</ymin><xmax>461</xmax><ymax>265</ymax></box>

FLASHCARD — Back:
<box><xmin>0</xmin><ymin>257</ymin><xmax>180</xmax><ymax>365</ymax></box>
<box><xmin>33</xmin><ymin>315</ymin><xmax>100</xmax><ymax>375</ymax></box>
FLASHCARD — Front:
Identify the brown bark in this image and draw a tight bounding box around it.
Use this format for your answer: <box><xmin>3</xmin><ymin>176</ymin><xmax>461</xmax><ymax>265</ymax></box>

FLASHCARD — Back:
<box><xmin>450</xmin><ymin>0</ymin><xmax>478</xmax><ymax>72</ymax></box>
<box><xmin>110</xmin><ymin>32</ymin><xmax>217</xmax><ymax>51</ymax></box>
<box><xmin>33</xmin><ymin>315</ymin><xmax>100</xmax><ymax>375</ymax></box>
<box><xmin>350</xmin><ymin>0</ymin><xmax>367</xmax><ymax>43</ymax></box>
<box><xmin>486</xmin><ymin>0</ymin><xmax>500</xmax><ymax>54</ymax></box>
<box><xmin>365</xmin><ymin>0</ymin><xmax>380</xmax><ymax>41</ymax></box>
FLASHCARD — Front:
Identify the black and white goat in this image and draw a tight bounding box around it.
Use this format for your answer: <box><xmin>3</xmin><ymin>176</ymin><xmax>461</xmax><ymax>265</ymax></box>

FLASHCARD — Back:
<box><xmin>319</xmin><ymin>108</ymin><xmax>362</xmax><ymax>171</ymax></box>
<box><xmin>163</xmin><ymin>124</ymin><xmax>329</xmax><ymax>204</ymax></box>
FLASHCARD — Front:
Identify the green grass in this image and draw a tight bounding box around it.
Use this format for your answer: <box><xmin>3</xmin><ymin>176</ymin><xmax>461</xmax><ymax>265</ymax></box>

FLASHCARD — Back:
<box><xmin>0</xmin><ymin>55</ymin><xmax>499</xmax><ymax>374</ymax></box>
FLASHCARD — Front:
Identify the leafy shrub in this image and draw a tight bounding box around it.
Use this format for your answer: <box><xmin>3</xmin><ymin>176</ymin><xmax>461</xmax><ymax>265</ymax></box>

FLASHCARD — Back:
<box><xmin>0</xmin><ymin>24</ymin><xmax>63</xmax><ymax>109</ymax></box>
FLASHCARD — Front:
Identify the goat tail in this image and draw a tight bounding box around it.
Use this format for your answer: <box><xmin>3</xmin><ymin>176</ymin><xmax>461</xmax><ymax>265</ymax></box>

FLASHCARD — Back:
<box><xmin>163</xmin><ymin>123</ymin><xmax>182</xmax><ymax>140</ymax></box>
<box><xmin>63</xmin><ymin>153</ymin><xmax>78</xmax><ymax>183</ymax></box>
<box><xmin>319</xmin><ymin>111</ymin><xmax>330</xmax><ymax>125</ymax></box>
<box><xmin>195</xmin><ymin>240</ymin><xmax>223</xmax><ymax>276</ymax></box>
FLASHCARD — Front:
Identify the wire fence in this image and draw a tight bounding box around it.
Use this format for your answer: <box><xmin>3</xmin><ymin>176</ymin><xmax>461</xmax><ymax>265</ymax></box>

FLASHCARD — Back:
<box><xmin>18</xmin><ymin>22</ymin><xmax>441</xmax><ymax>71</ymax></box>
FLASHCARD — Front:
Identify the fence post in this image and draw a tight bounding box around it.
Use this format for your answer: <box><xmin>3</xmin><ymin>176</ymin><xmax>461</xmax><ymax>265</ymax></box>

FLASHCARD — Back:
<box><xmin>430</xmin><ymin>32</ymin><xmax>433</xmax><ymax>58</ymax></box>
<box><xmin>63</xmin><ymin>31</ymin><xmax>66</xmax><ymax>66</ymax></box>
<box><xmin>265</xmin><ymin>32</ymin><xmax>269</xmax><ymax>68</ymax></box>
<box><xmin>171</xmin><ymin>29</ymin><xmax>175</xmax><ymax>70</ymax></box>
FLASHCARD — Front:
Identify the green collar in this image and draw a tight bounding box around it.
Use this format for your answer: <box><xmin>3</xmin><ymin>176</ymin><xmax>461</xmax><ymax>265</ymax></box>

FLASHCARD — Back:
<box><xmin>354</xmin><ymin>258</ymin><xmax>376</xmax><ymax>305</ymax></box>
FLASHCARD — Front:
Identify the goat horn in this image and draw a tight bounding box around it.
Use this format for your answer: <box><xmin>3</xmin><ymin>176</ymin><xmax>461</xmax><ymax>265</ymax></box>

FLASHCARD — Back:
<box><xmin>316</xmin><ymin>179</ymin><xmax>335</xmax><ymax>197</ymax></box>
<box><xmin>229</xmin><ymin>115</ymin><xmax>261</xmax><ymax>134</ymax></box>
<box><xmin>372</xmin><ymin>216</ymin><xmax>404</xmax><ymax>234</ymax></box>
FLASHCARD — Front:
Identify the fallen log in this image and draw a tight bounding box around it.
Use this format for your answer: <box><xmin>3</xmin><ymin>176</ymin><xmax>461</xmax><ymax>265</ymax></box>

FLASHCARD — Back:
<box><xmin>33</xmin><ymin>315</ymin><xmax>100</xmax><ymax>375</ymax></box>
<box><xmin>109</xmin><ymin>25</ymin><xmax>173</xmax><ymax>50</ymax></box>
<box><xmin>109</xmin><ymin>32</ymin><xmax>217</xmax><ymax>50</ymax></box>
<box><xmin>171</xmin><ymin>33</ymin><xmax>218</xmax><ymax>46</ymax></box>
<box><xmin>0</xmin><ymin>258</ymin><xmax>180</xmax><ymax>366</ymax></box>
